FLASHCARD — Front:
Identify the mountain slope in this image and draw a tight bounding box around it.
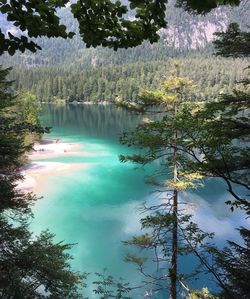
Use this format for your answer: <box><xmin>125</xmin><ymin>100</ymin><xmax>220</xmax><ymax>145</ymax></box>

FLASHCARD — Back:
<box><xmin>1</xmin><ymin>0</ymin><xmax>249</xmax><ymax>68</ymax></box>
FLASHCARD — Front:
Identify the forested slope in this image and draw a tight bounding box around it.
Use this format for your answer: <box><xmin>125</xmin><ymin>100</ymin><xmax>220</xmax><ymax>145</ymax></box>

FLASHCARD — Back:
<box><xmin>1</xmin><ymin>0</ymin><xmax>249</xmax><ymax>102</ymax></box>
<box><xmin>9</xmin><ymin>57</ymin><xmax>248</xmax><ymax>102</ymax></box>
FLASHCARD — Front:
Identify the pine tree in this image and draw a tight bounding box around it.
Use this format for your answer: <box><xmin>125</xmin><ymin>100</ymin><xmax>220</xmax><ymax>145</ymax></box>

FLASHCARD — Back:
<box><xmin>119</xmin><ymin>64</ymin><xmax>210</xmax><ymax>298</ymax></box>
<box><xmin>214</xmin><ymin>228</ymin><xmax>250</xmax><ymax>299</ymax></box>
<box><xmin>0</xmin><ymin>66</ymin><xmax>86</xmax><ymax>298</ymax></box>
<box><xmin>119</xmin><ymin>58</ymin><xmax>250</xmax><ymax>296</ymax></box>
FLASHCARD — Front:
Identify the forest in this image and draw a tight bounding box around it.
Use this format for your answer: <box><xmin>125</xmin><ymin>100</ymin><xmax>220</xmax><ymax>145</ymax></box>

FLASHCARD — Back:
<box><xmin>5</xmin><ymin>54</ymin><xmax>249</xmax><ymax>103</ymax></box>
<box><xmin>0</xmin><ymin>0</ymin><xmax>249</xmax><ymax>299</ymax></box>
<box><xmin>1</xmin><ymin>0</ymin><xmax>249</xmax><ymax>103</ymax></box>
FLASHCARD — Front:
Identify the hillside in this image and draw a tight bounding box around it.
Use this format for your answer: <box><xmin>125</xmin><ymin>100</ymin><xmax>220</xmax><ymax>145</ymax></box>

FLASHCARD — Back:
<box><xmin>1</xmin><ymin>0</ymin><xmax>249</xmax><ymax>102</ymax></box>
<box><xmin>1</xmin><ymin>0</ymin><xmax>249</xmax><ymax>67</ymax></box>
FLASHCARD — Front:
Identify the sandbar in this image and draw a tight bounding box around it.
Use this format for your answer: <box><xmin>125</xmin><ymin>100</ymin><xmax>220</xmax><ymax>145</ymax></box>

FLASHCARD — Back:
<box><xmin>18</xmin><ymin>138</ymin><xmax>91</xmax><ymax>194</ymax></box>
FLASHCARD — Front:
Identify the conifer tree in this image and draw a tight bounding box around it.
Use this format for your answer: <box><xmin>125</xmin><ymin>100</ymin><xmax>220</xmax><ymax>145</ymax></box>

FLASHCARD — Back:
<box><xmin>119</xmin><ymin>59</ymin><xmax>250</xmax><ymax>296</ymax></box>
<box><xmin>0</xmin><ymin>66</ymin><xmax>86</xmax><ymax>298</ymax></box>
<box><xmin>213</xmin><ymin>23</ymin><xmax>250</xmax><ymax>58</ymax></box>
<box><xmin>119</xmin><ymin>64</ymin><xmax>210</xmax><ymax>298</ymax></box>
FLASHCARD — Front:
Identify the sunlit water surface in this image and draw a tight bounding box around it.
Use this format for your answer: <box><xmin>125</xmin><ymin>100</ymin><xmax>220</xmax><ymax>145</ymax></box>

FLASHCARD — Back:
<box><xmin>30</xmin><ymin>104</ymin><xmax>248</xmax><ymax>298</ymax></box>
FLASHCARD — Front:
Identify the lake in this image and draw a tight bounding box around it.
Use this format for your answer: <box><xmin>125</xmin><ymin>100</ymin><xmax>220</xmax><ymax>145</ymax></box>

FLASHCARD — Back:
<box><xmin>30</xmin><ymin>104</ymin><xmax>247</xmax><ymax>298</ymax></box>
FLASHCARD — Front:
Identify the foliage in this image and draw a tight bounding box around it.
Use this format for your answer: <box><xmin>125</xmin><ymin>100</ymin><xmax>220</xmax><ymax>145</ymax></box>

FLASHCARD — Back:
<box><xmin>209</xmin><ymin>14</ymin><xmax>250</xmax><ymax>298</ymax></box>
<box><xmin>214</xmin><ymin>23</ymin><xmax>250</xmax><ymax>57</ymax></box>
<box><xmin>2</xmin><ymin>0</ymin><xmax>249</xmax><ymax>67</ymax></box>
<box><xmin>0</xmin><ymin>0</ymin><xmax>243</xmax><ymax>55</ymax></box>
<box><xmin>0</xmin><ymin>66</ymin><xmax>86</xmax><ymax>298</ymax></box>
<box><xmin>176</xmin><ymin>0</ymin><xmax>240</xmax><ymax>13</ymax></box>
<box><xmin>120</xmin><ymin>72</ymin><xmax>216</xmax><ymax>298</ymax></box>
<box><xmin>188</xmin><ymin>287</ymin><xmax>219</xmax><ymax>299</ymax></box>
<box><xmin>92</xmin><ymin>270</ymin><xmax>132</xmax><ymax>299</ymax></box>
<box><xmin>0</xmin><ymin>221</ymin><xmax>86</xmax><ymax>299</ymax></box>
<box><xmin>213</xmin><ymin>227</ymin><xmax>250</xmax><ymax>299</ymax></box>
<box><xmin>120</xmin><ymin>60</ymin><xmax>249</xmax><ymax>297</ymax></box>
<box><xmin>121</xmin><ymin>73</ymin><xmax>250</xmax><ymax>208</ymax></box>
<box><xmin>71</xmin><ymin>0</ymin><xmax>167</xmax><ymax>50</ymax></box>
<box><xmin>169</xmin><ymin>83</ymin><xmax>250</xmax><ymax>210</ymax></box>
<box><xmin>0</xmin><ymin>0</ymin><xmax>74</xmax><ymax>55</ymax></box>
<box><xmin>16</xmin><ymin>92</ymin><xmax>41</xmax><ymax>126</ymax></box>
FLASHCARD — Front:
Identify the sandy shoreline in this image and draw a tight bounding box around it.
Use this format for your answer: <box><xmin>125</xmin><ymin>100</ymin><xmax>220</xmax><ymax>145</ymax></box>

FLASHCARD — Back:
<box><xmin>18</xmin><ymin>138</ymin><xmax>88</xmax><ymax>193</ymax></box>
<box><xmin>30</xmin><ymin>138</ymin><xmax>81</xmax><ymax>160</ymax></box>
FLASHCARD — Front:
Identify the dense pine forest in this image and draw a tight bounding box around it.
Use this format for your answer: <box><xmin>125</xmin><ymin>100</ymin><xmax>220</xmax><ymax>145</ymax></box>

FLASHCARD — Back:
<box><xmin>6</xmin><ymin>55</ymin><xmax>248</xmax><ymax>102</ymax></box>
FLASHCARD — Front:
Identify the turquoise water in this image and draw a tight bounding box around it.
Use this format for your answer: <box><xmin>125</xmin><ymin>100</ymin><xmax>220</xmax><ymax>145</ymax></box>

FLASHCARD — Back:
<box><xmin>31</xmin><ymin>104</ymin><xmax>248</xmax><ymax>298</ymax></box>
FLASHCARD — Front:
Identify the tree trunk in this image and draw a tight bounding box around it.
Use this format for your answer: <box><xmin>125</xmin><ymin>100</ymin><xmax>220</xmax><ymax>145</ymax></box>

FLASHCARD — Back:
<box><xmin>170</xmin><ymin>188</ymin><xmax>178</xmax><ymax>299</ymax></box>
<box><xmin>170</xmin><ymin>104</ymin><xmax>178</xmax><ymax>299</ymax></box>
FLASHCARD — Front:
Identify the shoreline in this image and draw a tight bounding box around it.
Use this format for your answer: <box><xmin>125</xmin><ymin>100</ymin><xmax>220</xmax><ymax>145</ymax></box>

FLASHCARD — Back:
<box><xmin>30</xmin><ymin>138</ymin><xmax>81</xmax><ymax>160</ymax></box>
<box><xmin>40</xmin><ymin>101</ymin><xmax>112</xmax><ymax>105</ymax></box>
<box><xmin>18</xmin><ymin>138</ymin><xmax>87</xmax><ymax>193</ymax></box>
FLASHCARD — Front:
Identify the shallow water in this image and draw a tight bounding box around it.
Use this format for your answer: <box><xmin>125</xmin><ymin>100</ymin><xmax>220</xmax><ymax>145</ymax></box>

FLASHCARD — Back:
<box><xmin>30</xmin><ymin>104</ymin><xmax>248</xmax><ymax>298</ymax></box>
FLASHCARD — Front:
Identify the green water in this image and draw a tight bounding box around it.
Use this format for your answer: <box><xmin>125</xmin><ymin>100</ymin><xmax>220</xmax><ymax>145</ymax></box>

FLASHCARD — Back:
<box><xmin>31</xmin><ymin>104</ymin><xmax>248</xmax><ymax>298</ymax></box>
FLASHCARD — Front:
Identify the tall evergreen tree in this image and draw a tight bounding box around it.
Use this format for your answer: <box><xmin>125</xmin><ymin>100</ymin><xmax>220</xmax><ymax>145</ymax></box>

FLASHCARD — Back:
<box><xmin>213</xmin><ymin>23</ymin><xmax>250</xmax><ymax>57</ymax></box>
<box><xmin>211</xmin><ymin>228</ymin><xmax>250</xmax><ymax>299</ymax></box>
<box><xmin>0</xmin><ymin>66</ymin><xmax>86</xmax><ymax>298</ymax></box>
<box><xmin>119</xmin><ymin>56</ymin><xmax>249</xmax><ymax>296</ymax></box>
<box><xmin>119</xmin><ymin>66</ymin><xmax>214</xmax><ymax>298</ymax></box>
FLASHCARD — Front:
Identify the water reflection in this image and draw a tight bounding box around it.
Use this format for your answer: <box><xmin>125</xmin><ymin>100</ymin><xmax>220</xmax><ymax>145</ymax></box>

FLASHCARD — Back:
<box><xmin>42</xmin><ymin>103</ymin><xmax>142</xmax><ymax>140</ymax></box>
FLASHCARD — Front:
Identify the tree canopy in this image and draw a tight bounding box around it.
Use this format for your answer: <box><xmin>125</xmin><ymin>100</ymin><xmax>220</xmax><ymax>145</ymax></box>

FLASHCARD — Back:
<box><xmin>214</xmin><ymin>23</ymin><xmax>250</xmax><ymax>57</ymax></box>
<box><xmin>0</xmin><ymin>0</ymin><xmax>242</xmax><ymax>54</ymax></box>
